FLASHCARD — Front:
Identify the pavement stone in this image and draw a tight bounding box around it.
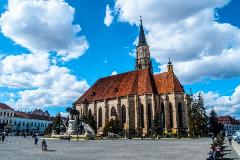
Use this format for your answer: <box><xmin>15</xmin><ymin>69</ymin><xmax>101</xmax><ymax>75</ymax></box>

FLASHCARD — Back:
<box><xmin>0</xmin><ymin>136</ymin><xmax>238</xmax><ymax>160</ymax></box>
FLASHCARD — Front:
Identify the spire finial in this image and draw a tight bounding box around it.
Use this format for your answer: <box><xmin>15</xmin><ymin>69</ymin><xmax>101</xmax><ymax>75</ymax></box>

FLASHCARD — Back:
<box><xmin>168</xmin><ymin>58</ymin><xmax>172</xmax><ymax>65</ymax></box>
<box><xmin>140</xmin><ymin>16</ymin><xmax>142</xmax><ymax>23</ymax></box>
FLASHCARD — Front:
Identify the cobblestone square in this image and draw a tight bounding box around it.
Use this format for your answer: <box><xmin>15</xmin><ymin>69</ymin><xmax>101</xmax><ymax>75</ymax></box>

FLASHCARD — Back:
<box><xmin>0</xmin><ymin>137</ymin><xmax>239</xmax><ymax>160</ymax></box>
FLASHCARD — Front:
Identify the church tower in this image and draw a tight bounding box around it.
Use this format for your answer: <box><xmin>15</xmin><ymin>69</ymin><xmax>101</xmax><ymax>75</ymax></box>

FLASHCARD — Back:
<box><xmin>135</xmin><ymin>18</ymin><xmax>153</xmax><ymax>73</ymax></box>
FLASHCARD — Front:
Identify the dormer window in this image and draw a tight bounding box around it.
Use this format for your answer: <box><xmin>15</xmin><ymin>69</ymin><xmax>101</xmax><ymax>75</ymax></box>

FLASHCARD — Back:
<box><xmin>114</xmin><ymin>88</ymin><xmax>118</xmax><ymax>93</ymax></box>
<box><xmin>91</xmin><ymin>91</ymin><xmax>96</xmax><ymax>96</ymax></box>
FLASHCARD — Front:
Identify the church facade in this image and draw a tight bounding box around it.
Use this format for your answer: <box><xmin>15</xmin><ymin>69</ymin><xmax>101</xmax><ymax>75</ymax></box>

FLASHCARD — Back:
<box><xmin>74</xmin><ymin>21</ymin><xmax>190</xmax><ymax>137</ymax></box>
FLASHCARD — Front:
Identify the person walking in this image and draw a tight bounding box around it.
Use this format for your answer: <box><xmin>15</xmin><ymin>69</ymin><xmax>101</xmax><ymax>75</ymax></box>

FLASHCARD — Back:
<box><xmin>34</xmin><ymin>136</ymin><xmax>38</xmax><ymax>145</ymax></box>
<box><xmin>2</xmin><ymin>133</ymin><xmax>5</xmax><ymax>142</ymax></box>
<box><xmin>228</xmin><ymin>136</ymin><xmax>232</xmax><ymax>145</ymax></box>
<box><xmin>41</xmin><ymin>139</ymin><xmax>47</xmax><ymax>151</ymax></box>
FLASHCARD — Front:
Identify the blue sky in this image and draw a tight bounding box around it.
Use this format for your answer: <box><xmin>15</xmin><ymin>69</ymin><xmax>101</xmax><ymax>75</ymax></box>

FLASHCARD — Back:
<box><xmin>0</xmin><ymin>0</ymin><xmax>240</xmax><ymax>118</ymax></box>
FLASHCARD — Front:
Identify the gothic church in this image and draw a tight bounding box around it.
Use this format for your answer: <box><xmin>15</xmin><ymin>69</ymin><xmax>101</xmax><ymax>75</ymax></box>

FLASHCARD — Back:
<box><xmin>74</xmin><ymin>20</ymin><xmax>189</xmax><ymax>137</ymax></box>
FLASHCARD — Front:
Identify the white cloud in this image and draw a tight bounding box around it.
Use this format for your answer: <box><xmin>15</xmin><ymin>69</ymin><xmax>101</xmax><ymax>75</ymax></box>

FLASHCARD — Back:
<box><xmin>197</xmin><ymin>85</ymin><xmax>240</xmax><ymax>118</ymax></box>
<box><xmin>1</xmin><ymin>53</ymin><xmax>89</xmax><ymax>110</ymax></box>
<box><xmin>112</xmin><ymin>0</ymin><xmax>240</xmax><ymax>83</ymax></box>
<box><xmin>111</xmin><ymin>71</ymin><xmax>118</xmax><ymax>75</ymax></box>
<box><xmin>60</xmin><ymin>112</ymin><xmax>69</xmax><ymax>118</ymax></box>
<box><xmin>0</xmin><ymin>0</ymin><xmax>89</xmax><ymax>61</ymax></box>
<box><xmin>104</xmin><ymin>5</ymin><xmax>113</xmax><ymax>27</ymax></box>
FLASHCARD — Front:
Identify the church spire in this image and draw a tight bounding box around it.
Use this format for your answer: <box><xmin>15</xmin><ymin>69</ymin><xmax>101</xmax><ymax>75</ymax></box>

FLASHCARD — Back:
<box><xmin>135</xmin><ymin>17</ymin><xmax>152</xmax><ymax>73</ymax></box>
<box><xmin>138</xmin><ymin>17</ymin><xmax>148</xmax><ymax>47</ymax></box>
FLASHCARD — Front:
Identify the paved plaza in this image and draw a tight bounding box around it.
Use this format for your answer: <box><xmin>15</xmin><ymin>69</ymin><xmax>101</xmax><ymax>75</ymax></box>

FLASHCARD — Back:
<box><xmin>0</xmin><ymin>137</ymin><xmax>239</xmax><ymax>160</ymax></box>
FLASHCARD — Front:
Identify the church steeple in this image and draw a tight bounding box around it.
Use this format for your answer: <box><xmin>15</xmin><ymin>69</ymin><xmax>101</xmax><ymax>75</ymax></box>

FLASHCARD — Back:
<box><xmin>138</xmin><ymin>18</ymin><xmax>148</xmax><ymax>47</ymax></box>
<box><xmin>135</xmin><ymin>17</ymin><xmax>152</xmax><ymax>73</ymax></box>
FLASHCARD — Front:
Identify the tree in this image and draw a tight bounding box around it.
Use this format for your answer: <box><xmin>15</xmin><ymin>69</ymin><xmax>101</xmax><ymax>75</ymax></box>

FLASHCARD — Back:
<box><xmin>45</xmin><ymin>123</ymin><xmax>53</xmax><ymax>135</ymax></box>
<box><xmin>188</xmin><ymin>92</ymin><xmax>208</xmax><ymax>137</ymax></box>
<box><xmin>81</xmin><ymin>115</ymin><xmax>97</xmax><ymax>133</ymax></box>
<box><xmin>103</xmin><ymin>117</ymin><xmax>122</xmax><ymax>135</ymax></box>
<box><xmin>151</xmin><ymin>113</ymin><xmax>163</xmax><ymax>137</ymax></box>
<box><xmin>52</xmin><ymin>113</ymin><xmax>63</xmax><ymax>134</ymax></box>
<box><xmin>209</xmin><ymin>109</ymin><xmax>223</xmax><ymax>137</ymax></box>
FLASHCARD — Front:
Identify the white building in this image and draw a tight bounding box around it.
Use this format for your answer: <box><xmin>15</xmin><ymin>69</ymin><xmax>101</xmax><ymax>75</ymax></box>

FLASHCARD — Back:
<box><xmin>0</xmin><ymin>103</ymin><xmax>14</xmax><ymax>132</ymax></box>
<box><xmin>13</xmin><ymin>111</ymin><xmax>53</xmax><ymax>134</ymax></box>
<box><xmin>218</xmin><ymin>115</ymin><xmax>240</xmax><ymax>136</ymax></box>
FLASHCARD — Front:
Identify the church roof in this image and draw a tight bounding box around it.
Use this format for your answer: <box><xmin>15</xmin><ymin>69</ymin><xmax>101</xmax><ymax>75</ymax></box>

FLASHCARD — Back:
<box><xmin>74</xmin><ymin>69</ymin><xmax>184</xmax><ymax>104</ymax></box>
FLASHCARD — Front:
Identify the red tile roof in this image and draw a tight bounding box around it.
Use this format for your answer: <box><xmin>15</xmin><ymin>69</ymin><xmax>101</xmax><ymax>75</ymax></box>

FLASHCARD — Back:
<box><xmin>74</xmin><ymin>69</ymin><xmax>184</xmax><ymax>104</ymax></box>
<box><xmin>217</xmin><ymin>116</ymin><xmax>240</xmax><ymax>125</ymax></box>
<box><xmin>14</xmin><ymin>111</ymin><xmax>53</xmax><ymax>121</ymax></box>
<box><xmin>0</xmin><ymin>103</ymin><xmax>14</xmax><ymax>110</ymax></box>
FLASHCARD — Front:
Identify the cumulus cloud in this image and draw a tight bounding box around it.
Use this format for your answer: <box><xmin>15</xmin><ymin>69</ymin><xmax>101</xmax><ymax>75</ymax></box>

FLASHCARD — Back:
<box><xmin>200</xmin><ymin>85</ymin><xmax>240</xmax><ymax>118</ymax></box>
<box><xmin>111</xmin><ymin>71</ymin><xmax>118</xmax><ymax>75</ymax></box>
<box><xmin>112</xmin><ymin>0</ymin><xmax>240</xmax><ymax>83</ymax></box>
<box><xmin>0</xmin><ymin>0</ymin><xmax>89</xmax><ymax>61</ymax></box>
<box><xmin>1</xmin><ymin>53</ymin><xmax>89</xmax><ymax>110</ymax></box>
<box><xmin>104</xmin><ymin>5</ymin><xmax>114</xmax><ymax>27</ymax></box>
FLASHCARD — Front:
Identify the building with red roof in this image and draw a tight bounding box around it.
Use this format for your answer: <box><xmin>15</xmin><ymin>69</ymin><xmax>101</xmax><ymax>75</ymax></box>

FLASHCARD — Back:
<box><xmin>74</xmin><ymin>20</ymin><xmax>190</xmax><ymax>137</ymax></box>
<box><xmin>218</xmin><ymin>115</ymin><xmax>240</xmax><ymax>136</ymax></box>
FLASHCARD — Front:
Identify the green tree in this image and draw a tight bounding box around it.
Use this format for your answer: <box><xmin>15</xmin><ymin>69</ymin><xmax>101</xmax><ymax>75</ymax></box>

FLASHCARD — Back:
<box><xmin>188</xmin><ymin>92</ymin><xmax>208</xmax><ymax>137</ymax></box>
<box><xmin>151</xmin><ymin>113</ymin><xmax>162</xmax><ymax>137</ymax></box>
<box><xmin>103</xmin><ymin>117</ymin><xmax>122</xmax><ymax>135</ymax></box>
<box><xmin>209</xmin><ymin>109</ymin><xmax>223</xmax><ymax>137</ymax></box>
<box><xmin>45</xmin><ymin>123</ymin><xmax>53</xmax><ymax>135</ymax></box>
<box><xmin>52</xmin><ymin>113</ymin><xmax>63</xmax><ymax>134</ymax></box>
<box><xmin>81</xmin><ymin>115</ymin><xmax>97</xmax><ymax>133</ymax></box>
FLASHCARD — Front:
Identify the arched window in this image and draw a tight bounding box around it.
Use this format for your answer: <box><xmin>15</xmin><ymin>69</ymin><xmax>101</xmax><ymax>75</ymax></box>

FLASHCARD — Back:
<box><xmin>169</xmin><ymin>103</ymin><xmax>173</xmax><ymax>128</ymax></box>
<box><xmin>98</xmin><ymin>108</ymin><xmax>102</xmax><ymax>128</ymax></box>
<box><xmin>140</xmin><ymin>104</ymin><xmax>144</xmax><ymax>128</ymax></box>
<box><xmin>88</xmin><ymin>109</ymin><xmax>92</xmax><ymax>116</ymax></box>
<box><xmin>147</xmin><ymin>104</ymin><xmax>152</xmax><ymax>128</ymax></box>
<box><xmin>178</xmin><ymin>102</ymin><xmax>183</xmax><ymax>128</ymax></box>
<box><xmin>138</xmin><ymin>64</ymin><xmax>142</xmax><ymax>69</ymax></box>
<box><xmin>122</xmin><ymin>105</ymin><xmax>126</xmax><ymax>124</ymax></box>
<box><xmin>111</xmin><ymin>107</ymin><xmax>117</xmax><ymax>117</ymax></box>
<box><xmin>161</xmin><ymin>103</ymin><xmax>165</xmax><ymax>128</ymax></box>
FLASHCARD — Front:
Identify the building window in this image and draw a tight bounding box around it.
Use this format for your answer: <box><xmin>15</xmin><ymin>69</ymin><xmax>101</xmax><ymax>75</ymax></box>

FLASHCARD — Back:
<box><xmin>122</xmin><ymin>105</ymin><xmax>126</xmax><ymax>124</ymax></box>
<box><xmin>7</xmin><ymin>113</ymin><xmax>9</xmax><ymax>117</ymax></box>
<box><xmin>4</xmin><ymin>112</ymin><xmax>6</xmax><ymax>116</ymax></box>
<box><xmin>169</xmin><ymin>103</ymin><xmax>173</xmax><ymax>128</ymax></box>
<box><xmin>178</xmin><ymin>102</ymin><xmax>183</xmax><ymax>128</ymax></box>
<box><xmin>88</xmin><ymin>109</ymin><xmax>92</xmax><ymax>116</ymax></box>
<box><xmin>98</xmin><ymin>107</ymin><xmax>102</xmax><ymax>128</ymax></box>
<box><xmin>161</xmin><ymin>103</ymin><xmax>165</xmax><ymax>128</ymax></box>
<box><xmin>147</xmin><ymin>104</ymin><xmax>152</xmax><ymax>128</ymax></box>
<box><xmin>140</xmin><ymin>104</ymin><xmax>144</xmax><ymax>128</ymax></box>
<box><xmin>0</xmin><ymin>112</ymin><xmax>2</xmax><ymax>116</ymax></box>
<box><xmin>111</xmin><ymin>107</ymin><xmax>117</xmax><ymax>117</ymax></box>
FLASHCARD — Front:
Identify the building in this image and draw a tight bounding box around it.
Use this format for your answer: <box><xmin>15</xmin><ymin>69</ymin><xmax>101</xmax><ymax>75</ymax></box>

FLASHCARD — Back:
<box><xmin>13</xmin><ymin>111</ymin><xmax>52</xmax><ymax>134</ymax></box>
<box><xmin>0</xmin><ymin>103</ymin><xmax>14</xmax><ymax>132</ymax></box>
<box><xmin>74</xmin><ymin>20</ymin><xmax>190</xmax><ymax>137</ymax></box>
<box><xmin>218</xmin><ymin>115</ymin><xmax>240</xmax><ymax>136</ymax></box>
<box><xmin>30</xmin><ymin>109</ymin><xmax>50</xmax><ymax>117</ymax></box>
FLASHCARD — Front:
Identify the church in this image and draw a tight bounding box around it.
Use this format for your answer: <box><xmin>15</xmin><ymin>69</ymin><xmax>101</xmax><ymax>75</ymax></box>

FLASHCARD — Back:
<box><xmin>74</xmin><ymin>20</ymin><xmax>190</xmax><ymax>137</ymax></box>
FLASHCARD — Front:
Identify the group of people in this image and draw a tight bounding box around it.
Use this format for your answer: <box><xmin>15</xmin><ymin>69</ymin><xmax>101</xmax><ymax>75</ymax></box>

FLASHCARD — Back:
<box><xmin>32</xmin><ymin>133</ymin><xmax>47</xmax><ymax>151</ymax></box>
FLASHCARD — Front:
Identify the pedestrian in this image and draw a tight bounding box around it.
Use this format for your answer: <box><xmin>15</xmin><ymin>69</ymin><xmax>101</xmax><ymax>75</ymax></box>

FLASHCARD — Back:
<box><xmin>42</xmin><ymin>139</ymin><xmax>47</xmax><ymax>151</ymax></box>
<box><xmin>228</xmin><ymin>136</ymin><xmax>232</xmax><ymax>145</ymax></box>
<box><xmin>34</xmin><ymin>136</ymin><xmax>38</xmax><ymax>145</ymax></box>
<box><xmin>2</xmin><ymin>133</ymin><xmax>5</xmax><ymax>142</ymax></box>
